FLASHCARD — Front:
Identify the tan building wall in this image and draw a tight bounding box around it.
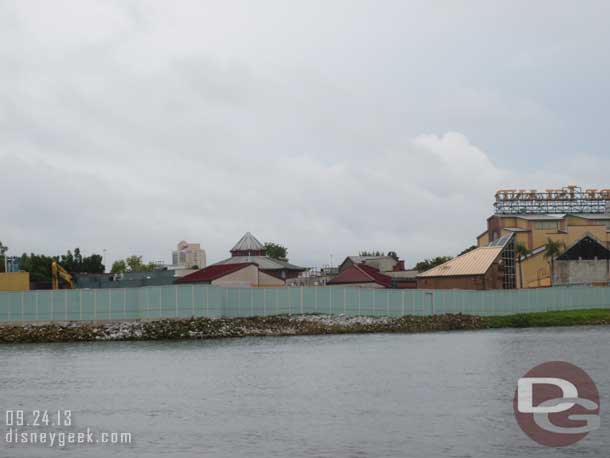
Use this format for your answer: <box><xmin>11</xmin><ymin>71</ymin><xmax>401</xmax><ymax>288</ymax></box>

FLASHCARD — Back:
<box><xmin>484</xmin><ymin>213</ymin><xmax>610</xmax><ymax>288</ymax></box>
<box><xmin>211</xmin><ymin>265</ymin><xmax>259</xmax><ymax>287</ymax></box>
<box><xmin>519</xmin><ymin>251</ymin><xmax>551</xmax><ymax>288</ymax></box>
<box><xmin>258</xmin><ymin>271</ymin><xmax>285</xmax><ymax>287</ymax></box>
<box><xmin>477</xmin><ymin>231</ymin><xmax>489</xmax><ymax>247</ymax></box>
<box><xmin>210</xmin><ymin>266</ymin><xmax>286</xmax><ymax>287</ymax></box>
<box><xmin>0</xmin><ymin>272</ymin><xmax>30</xmax><ymax>291</ymax></box>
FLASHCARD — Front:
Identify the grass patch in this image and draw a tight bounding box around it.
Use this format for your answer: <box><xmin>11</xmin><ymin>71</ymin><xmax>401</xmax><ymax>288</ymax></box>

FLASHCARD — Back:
<box><xmin>482</xmin><ymin>308</ymin><xmax>610</xmax><ymax>329</ymax></box>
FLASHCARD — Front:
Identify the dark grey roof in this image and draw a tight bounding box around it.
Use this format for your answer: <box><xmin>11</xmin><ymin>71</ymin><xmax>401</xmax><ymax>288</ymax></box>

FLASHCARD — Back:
<box><xmin>212</xmin><ymin>255</ymin><xmax>305</xmax><ymax>271</ymax></box>
<box><xmin>488</xmin><ymin>233</ymin><xmax>514</xmax><ymax>248</ymax></box>
<box><xmin>231</xmin><ymin>232</ymin><xmax>265</xmax><ymax>252</ymax></box>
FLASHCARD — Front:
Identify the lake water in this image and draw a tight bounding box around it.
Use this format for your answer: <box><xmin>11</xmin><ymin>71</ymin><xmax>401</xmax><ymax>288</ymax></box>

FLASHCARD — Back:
<box><xmin>1</xmin><ymin>327</ymin><xmax>608</xmax><ymax>457</ymax></box>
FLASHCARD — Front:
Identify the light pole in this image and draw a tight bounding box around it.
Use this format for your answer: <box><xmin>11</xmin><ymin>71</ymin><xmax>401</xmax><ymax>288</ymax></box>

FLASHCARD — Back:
<box><xmin>103</xmin><ymin>249</ymin><xmax>107</xmax><ymax>273</ymax></box>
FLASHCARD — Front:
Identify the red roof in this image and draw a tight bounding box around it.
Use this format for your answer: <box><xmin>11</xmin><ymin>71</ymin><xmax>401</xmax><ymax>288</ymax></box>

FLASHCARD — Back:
<box><xmin>176</xmin><ymin>263</ymin><xmax>256</xmax><ymax>284</ymax></box>
<box><xmin>327</xmin><ymin>263</ymin><xmax>392</xmax><ymax>288</ymax></box>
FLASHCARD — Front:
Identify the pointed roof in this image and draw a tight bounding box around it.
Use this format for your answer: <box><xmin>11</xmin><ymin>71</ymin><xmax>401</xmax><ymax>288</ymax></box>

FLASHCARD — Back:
<box><xmin>417</xmin><ymin>246</ymin><xmax>504</xmax><ymax>278</ymax></box>
<box><xmin>176</xmin><ymin>263</ymin><xmax>256</xmax><ymax>284</ymax></box>
<box><xmin>557</xmin><ymin>234</ymin><xmax>610</xmax><ymax>260</ymax></box>
<box><xmin>231</xmin><ymin>232</ymin><xmax>264</xmax><ymax>252</ymax></box>
<box><xmin>327</xmin><ymin>263</ymin><xmax>392</xmax><ymax>287</ymax></box>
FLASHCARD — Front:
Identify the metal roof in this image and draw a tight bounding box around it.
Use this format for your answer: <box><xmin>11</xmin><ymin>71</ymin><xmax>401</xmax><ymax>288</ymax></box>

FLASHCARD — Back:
<box><xmin>488</xmin><ymin>233</ymin><xmax>514</xmax><ymax>248</ymax></box>
<box><xmin>176</xmin><ymin>263</ymin><xmax>255</xmax><ymax>284</ymax></box>
<box><xmin>417</xmin><ymin>247</ymin><xmax>503</xmax><ymax>278</ymax></box>
<box><xmin>212</xmin><ymin>255</ymin><xmax>305</xmax><ymax>271</ymax></box>
<box><xmin>503</xmin><ymin>227</ymin><xmax>530</xmax><ymax>232</ymax></box>
<box><xmin>327</xmin><ymin>264</ymin><xmax>392</xmax><ymax>287</ymax></box>
<box><xmin>496</xmin><ymin>213</ymin><xmax>610</xmax><ymax>221</ymax></box>
<box><xmin>230</xmin><ymin>232</ymin><xmax>264</xmax><ymax>252</ymax></box>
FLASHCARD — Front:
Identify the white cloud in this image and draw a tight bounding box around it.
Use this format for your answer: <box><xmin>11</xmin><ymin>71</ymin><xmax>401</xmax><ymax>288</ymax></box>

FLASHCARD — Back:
<box><xmin>1</xmin><ymin>0</ymin><xmax>608</xmax><ymax>269</ymax></box>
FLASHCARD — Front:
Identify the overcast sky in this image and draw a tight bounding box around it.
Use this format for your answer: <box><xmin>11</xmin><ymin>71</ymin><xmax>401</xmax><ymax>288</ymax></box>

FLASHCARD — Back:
<box><xmin>2</xmin><ymin>0</ymin><xmax>610</xmax><ymax>269</ymax></box>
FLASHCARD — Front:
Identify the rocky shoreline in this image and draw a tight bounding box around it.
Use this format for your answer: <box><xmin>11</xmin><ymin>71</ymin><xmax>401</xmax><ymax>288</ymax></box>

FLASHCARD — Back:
<box><xmin>0</xmin><ymin>314</ymin><xmax>483</xmax><ymax>343</ymax></box>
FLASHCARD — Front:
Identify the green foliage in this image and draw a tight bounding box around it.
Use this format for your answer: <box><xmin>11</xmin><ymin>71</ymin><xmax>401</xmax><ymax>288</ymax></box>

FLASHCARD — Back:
<box><xmin>359</xmin><ymin>250</ymin><xmax>385</xmax><ymax>256</ymax></box>
<box><xmin>111</xmin><ymin>260</ymin><xmax>127</xmax><ymax>274</ymax></box>
<box><xmin>543</xmin><ymin>238</ymin><xmax>566</xmax><ymax>285</ymax></box>
<box><xmin>111</xmin><ymin>256</ymin><xmax>156</xmax><ymax>273</ymax></box>
<box><xmin>514</xmin><ymin>242</ymin><xmax>531</xmax><ymax>288</ymax></box>
<box><xmin>482</xmin><ymin>309</ymin><xmax>610</xmax><ymax>329</ymax></box>
<box><xmin>19</xmin><ymin>249</ymin><xmax>105</xmax><ymax>283</ymax></box>
<box><xmin>124</xmin><ymin>255</ymin><xmax>157</xmax><ymax>273</ymax></box>
<box><xmin>0</xmin><ymin>241</ymin><xmax>7</xmax><ymax>273</ymax></box>
<box><xmin>415</xmin><ymin>256</ymin><xmax>453</xmax><ymax>272</ymax></box>
<box><xmin>457</xmin><ymin>245</ymin><xmax>477</xmax><ymax>256</ymax></box>
<box><xmin>515</xmin><ymin>242</ymin><xmax>530</xmax><ymax>258</ymax></box>
<box><xmin>59</xmin><ymin>248</ymin><xmax>104</xmax><ymax>274</ymax></box>
<box><xmin>264</xmin><ymin>242</ymin><xmax>288</xmax><ymax>261</ymax></box>
<box><xmin>543</xmin><ymin>238</ymin><xmax>565</xmax><ymax>260</ymax></box>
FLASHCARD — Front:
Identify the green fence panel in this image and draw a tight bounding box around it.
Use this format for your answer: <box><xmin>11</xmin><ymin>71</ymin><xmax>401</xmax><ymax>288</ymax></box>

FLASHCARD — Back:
<box><xmin>1</xmin><ymin>285</ymin><xmax>610</xmax><ymax>322</ymax></box>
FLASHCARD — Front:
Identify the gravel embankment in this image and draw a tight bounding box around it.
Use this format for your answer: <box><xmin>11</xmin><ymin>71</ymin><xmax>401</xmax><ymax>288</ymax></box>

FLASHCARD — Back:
<box><xmin>0</xmin><ymin>314</ymin><xmax>483</xmax><ymax>343</ymax></box>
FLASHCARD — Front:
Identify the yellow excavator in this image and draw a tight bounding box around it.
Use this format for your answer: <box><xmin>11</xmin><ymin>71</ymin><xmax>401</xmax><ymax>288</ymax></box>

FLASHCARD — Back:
<box><xmin>51</xmin><ymin>261</ymin><xmax>74</xmax><ymax>290</ymax></box>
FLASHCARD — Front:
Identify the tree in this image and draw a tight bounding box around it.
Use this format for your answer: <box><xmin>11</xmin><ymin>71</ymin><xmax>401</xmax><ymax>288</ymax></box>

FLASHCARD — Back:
<box><xmin>111</xmin><ymin>260</ymin><xmax>127</xmax><ymax>274</ymax></box>
<box><xmin>544</xmin><ymin>238</ymin><xmax>566</xmax><ymax>285</ymax></box>
<box><xmin>264</xmin><ymin>243</ymin><xmax>288</xmax><ymax>261</ymax></box>
<box><xmin>359</xmin><ymin>251</ymin><xmax>385</xmax><ymax>256</ymax></box>
<box><xmin>17</xmin><ymin>249</ymin><xmax>105</xmax><ymax>284</ymax></box>
<box><xmin>514</xmin><ymin>242</ymin><xmax>530</xmax><ymax>288</ymax></box>
<box><xmin>111</xmin><ymin>256</ymin><xmax>156</xmax><ymax>274</ymax></box>
<box><xmin>387</xmin><ymin>251</ymin><xmax>399</xmax><ymax>261</ymax></box>
<box><xmin>458</xmin><ymin>245</ymin><xmax>477</xmax><ymax>256</ymax></box>
<box><xmin>0</xmin><ymin>241</ymin><xmax>7</xmax><ymax>273</ymax></box>
<box><xmin>59</xmin><ymin>248</ymin><xmax>104</xmax><ymax>274</ymax></box>
<box><xmin>123</xmin><ymin>256</ymin><xmax>157</xmax><ymax>272</ymax></box>
<box><xmin>415</xmin><ymin>256</ymin><xmax>453</xmax><ymax>272</ymax></box>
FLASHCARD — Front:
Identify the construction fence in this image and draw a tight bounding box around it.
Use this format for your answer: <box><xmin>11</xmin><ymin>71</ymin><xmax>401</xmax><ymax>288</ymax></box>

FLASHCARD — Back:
<box><xmin>0</xmin><ymin>285</ymin><xmax>609</xmax><ymax>323</ymax></box>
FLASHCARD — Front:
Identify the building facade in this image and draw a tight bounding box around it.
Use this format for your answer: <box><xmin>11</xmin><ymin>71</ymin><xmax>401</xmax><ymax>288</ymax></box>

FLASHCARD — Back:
<box><xmin>477</xmin><ymin>186</ymin><xmax>610</xmax><ymax>288</ymax></box>
<box><xmin>211</xmin><ymin>232</ymin><xmax>305</xmax><ymax>280</ymax></box>
<box><xmin>176</xmin><ymin>263</ymin><xmax>285</xmax><ymax>288</ymax></box>
<box><xmin>172</xmin><ymin>241</ymin><xmax>206</xmax><ymax>269</ymax></box>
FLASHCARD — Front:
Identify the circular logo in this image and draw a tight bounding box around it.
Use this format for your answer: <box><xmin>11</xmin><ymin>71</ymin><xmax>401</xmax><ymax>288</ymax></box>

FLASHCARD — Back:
<box><xmin>513</xmin><ymin>361</ymin><xmax>600</xmax><ymax>447</ymax></box>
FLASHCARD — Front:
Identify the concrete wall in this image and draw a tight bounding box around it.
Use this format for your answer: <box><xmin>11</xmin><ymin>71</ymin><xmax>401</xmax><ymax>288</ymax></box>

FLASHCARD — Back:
<box><xmin>0</xmin><ymin>272</ymin><xmax>30</xmax><ymax>291</ymax></box>
<box><xmin>553</xmin><ymin>259</ymin><xmax>610</xmax><ymax>285</ymax></box>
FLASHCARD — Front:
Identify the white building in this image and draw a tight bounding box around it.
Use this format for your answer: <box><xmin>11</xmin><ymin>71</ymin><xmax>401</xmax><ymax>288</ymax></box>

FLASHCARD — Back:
<box><xmin>172</xmin><ymin>241</ymin><xmax>206</xmax><ymax>269</ymax></box>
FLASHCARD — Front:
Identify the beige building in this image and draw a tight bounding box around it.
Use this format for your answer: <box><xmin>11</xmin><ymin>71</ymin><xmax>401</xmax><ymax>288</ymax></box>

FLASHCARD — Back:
<box><xmin>0</xmin><ymin>272</ymin><xmax>30</xmax><ymax>291</ymax></box>
<box><xmin>176</xmin><ymin>262</ymin><xmax>285</xmax><ymax>288</ymax></box>
<box><xmin>172</xmin><ymin>241</ymin><xmax>206</xmax><ymax>269</ymax></box>
<box><xmin>477</xmin><ymin>186</ymin><xmax>610</xmax><ymax>288</ymax></box>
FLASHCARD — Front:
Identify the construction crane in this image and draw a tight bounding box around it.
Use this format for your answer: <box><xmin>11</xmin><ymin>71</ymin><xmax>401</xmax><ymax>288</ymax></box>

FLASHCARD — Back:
<box><xmin>51</xmin><ymin>261</ymin><xmax>74</xmax><ymax>290</ymax></box>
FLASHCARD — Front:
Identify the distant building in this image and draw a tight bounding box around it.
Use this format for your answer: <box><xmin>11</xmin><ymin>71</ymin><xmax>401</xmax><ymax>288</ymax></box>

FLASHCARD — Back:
<box><xmin>0</xmin><ymin>272</ymin><xmax>30</xmax><ymax>291</ymax></box>
<box><xmin>76</xmin><ymin>270</ymin><xmax>177</xmax><ymax>289</ymax></box>
<box><xmin>552</xmin><ymin>234</ymin><xmax>610</xmax><ymax>286</ymax></box>
<box><xmin>172</xmin><ymin>241</ymin><xmax>206</xmax><ymax>269</ymax></box>
<box><xmin>211</xmin><ymin>232</ymin><xmax>305</xmax><ymax>280</ymax></box>
<box><xmin>416</xmin><ymin>235</ymin><xmax>515</xmax><ymax>290</ymax></box>
<box><xmin>328</xmin><ymin>264</ymin><xmax>417</xmax><ymax>289</ymax></box>
<box><xmin>477</xmin><ymin>185</ymin><xmax>610</xmax><ymax>287</ymax></box>
<box><xmin>330</xmin><ymin>254</ymin><xmax>416</xmax><ymax>289</ymax></box>
<box><xmin>176</xmin><ymin>263</ymin><xmax>284</xmax><ymax>288</ymax></box>
<box><xmin>338</xmin><ymin>255</ymin><xmax>401</xmax><ymax>273</ymax></box>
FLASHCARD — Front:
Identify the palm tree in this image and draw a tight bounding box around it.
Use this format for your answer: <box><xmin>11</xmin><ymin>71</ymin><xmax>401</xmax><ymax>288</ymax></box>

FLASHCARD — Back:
<box><xmin>543</xmin><ymin>238</ymin><xmax>566</xmax><ymax>286</ymax></box>
<box><xmin>514</xmin><ymin>242</ymin><xmax>530</xmax><ymax>288</ymax></box>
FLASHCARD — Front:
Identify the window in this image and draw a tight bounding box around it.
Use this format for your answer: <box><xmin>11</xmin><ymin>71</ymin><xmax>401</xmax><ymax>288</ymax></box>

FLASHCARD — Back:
<box><xmin>534</xmin><ymin>221</ymin><xmax>559</xmax><ymax>231</ymax></box>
